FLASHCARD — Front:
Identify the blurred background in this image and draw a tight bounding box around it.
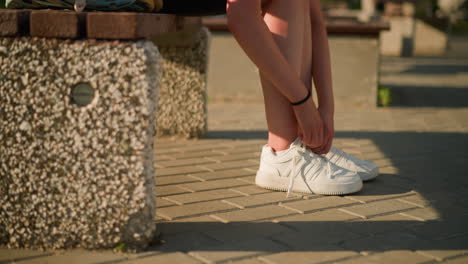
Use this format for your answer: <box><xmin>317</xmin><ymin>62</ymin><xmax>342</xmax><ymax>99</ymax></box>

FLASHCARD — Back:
<box><xmin>204</xmin><ymin>0</ymin><xmax>468</xmax><ymax>109</ymax></box>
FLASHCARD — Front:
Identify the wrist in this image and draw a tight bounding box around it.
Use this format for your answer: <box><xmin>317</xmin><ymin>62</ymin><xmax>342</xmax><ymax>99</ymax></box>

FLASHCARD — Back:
<box><xmin>318</xmin><ymin>105</ymin><xmax>334</xmax><ymax>119</ymax></box>
<box><xmin>318</xmin><ymin>101</ymin><xmax>334</xmax><ymax>114</ymax></box>
<box><xmin>291</xmin><ymin>89</ymin><xmax>311</xmax><ymax>106</ymax></box>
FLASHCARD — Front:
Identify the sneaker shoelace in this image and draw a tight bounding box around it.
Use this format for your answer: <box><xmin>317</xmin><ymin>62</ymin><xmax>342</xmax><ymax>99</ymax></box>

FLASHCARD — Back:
<box><xmin>286</xmin><ymin>143</ymin><xmax>332</xmax><ymax>197</ymax></box>
<box><xmin>325</xmin><ymin>147</ymin><xmax>358</xmax><ymax>173</ymax></box>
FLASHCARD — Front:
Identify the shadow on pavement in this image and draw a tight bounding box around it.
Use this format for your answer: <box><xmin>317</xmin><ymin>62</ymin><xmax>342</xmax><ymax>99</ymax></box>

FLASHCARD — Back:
<box><xmin>397</xmin><ymin>64</ymin><xmax>468</xmax><ymax>75</ymax></box>
<box><xmin>150</xmin><ymin>130</ymin><xmax>468</xmax><ymax>254</ymax></box>
<box><xmin>382</xmin><ymin>84</ymin><xmax>468</xmax><ymax>107</ymax></box>
<box><xmin>151</xmin><ymin>221</ymin><xmax>468</xmax><ymax>253</ymax></box>
<box><xmin>206</xmin><ymin>130</ymin><xmax>268</xmax><ymax>140</ymax></box>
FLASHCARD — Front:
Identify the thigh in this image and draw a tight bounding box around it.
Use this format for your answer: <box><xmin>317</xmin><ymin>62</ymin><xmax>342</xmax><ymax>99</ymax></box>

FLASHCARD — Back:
<box><xmin>159</xmin><ymin>0</ymin><xmax>227</xmax><ymax>16</ymax></box>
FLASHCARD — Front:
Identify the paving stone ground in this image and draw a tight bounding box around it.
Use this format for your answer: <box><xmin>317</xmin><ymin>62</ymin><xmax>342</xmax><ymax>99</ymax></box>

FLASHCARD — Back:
<box><xmin>2</xmin><ymin>55</ymin><xmax>468</xmax><ymax>263</ymax></box>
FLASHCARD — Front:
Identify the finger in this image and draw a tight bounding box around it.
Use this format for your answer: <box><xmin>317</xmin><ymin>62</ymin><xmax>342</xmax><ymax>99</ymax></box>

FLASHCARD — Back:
<box><xmin>302</xmin><ymin>134</ymin><xmax>320</xmax><ymax>149</ymax></box>
<box><xmin>314</xmin><ymin>133</ymin><xmax>331</xmax><ymax>155</ymax></box>
<box><xmin>298</xmin><ymin>129</ymin><xmax>304</xmax><ymax>139</ymax></box>
<box><xmin>310</xmin><ymin>139</ymin><xmax>328</xmax><ymax>154</ymax></box>
<box><xmin>314</xmin><ymin>144</ymin><xmax>328</xmax><ymax>155</ymax></box>
<box><xmin>321</xmin><ymin>138</ymin><xmax>333</xmax><ymax>154</ymax></box>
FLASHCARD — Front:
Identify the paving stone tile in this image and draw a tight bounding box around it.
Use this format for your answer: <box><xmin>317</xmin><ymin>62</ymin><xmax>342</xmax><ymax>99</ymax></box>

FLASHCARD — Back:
<box><xmin>341</xmin><ymin>231</ymin><xmax>430</xmax><ymax>253</ymax></box>
<box><xmin>122</xmin><ymin>252</ymin><xmax>201</xmax><ymax>264</ymax></box>
<box><xmin>155</xmin><ymin>175</ymin><xmax>201</xmax><ymax>186</ymax></box>
<box><xmin>340</xmin><ymin>147</ymin><xmax>362</xmax><ymax>155</ymax></box>
<box><xmin>397</xmin><ymin>193</ymin><xmax>434</xmax><ymax>207</ymax></box>
<box><xmin>223</xmin><ymin>192</ymin><xmax>301</xmax><ymax>209</ymax></box>
<box><xmin>356</xmin><ymin>151</ymin><xmax>386</xmax><ymax>161</ymax></box>
<box><xmin>237</xmin><ymin>175</ymin><xmax>257</xmax><ymax>184</ymax></box>
<box><xmin>415</xmin><ymin>235</ymin><xmax>468</xmax><ymax>261</ymax></box>
<box><xmin>156</xmin><ymin>197</ymin><xmax>177</xmax><ymax>208</ymax></box>
<box><xmin>157</xmin><ymin>200</ymin><xmax>238</xmax><ymax>220</ymax></box>
<box><xmin>218</xmin><ymin>140</ymin><xmax>265</xmax><ymax>148</ymax></box>
<box><xmin>156</xmin><ymin>185</ymin><xmax>192</xmax><ymax>197</ymax></box>
<box><xmin>157</xmin><ymin>157</ymin><xmax>217</xmax><ymax>168</ymax></box>
<box><xmin>189</xmin><ymin>168</ymin><xmax>254</xmax><ymax>181</ymax></box>
<box><xmin>0</xmin><ymin>248</ymin><xmax>53</xmax><ymax>263</ymax></box>
<box><xmin>15</xmin><ymin>249</ymin><xmax>126</xmax><ymax>264</ymax></box>
<box><xmin>333</xmin><ymin>250</ymin><xmax>433</xmax><ymax>264</ymax></box>
<box><xmin>155</xmin><ymin>139</ymin><xmax>227</xmax><ymax>148</ymax></box>
<box><xmin>341</xmin><ymin>213</ymin><xmax>420</xmax><ymax>236</ymax></box>
<box><xmin>165</xmin><ymin>189</ymin><xmax>244</xmax><ymax>205</ymax></box>
<box><xmin>153</xmin><ymin>147</ymin><xmax>183</xmax><ymax>155</ymax></box>
<box><xmin>178</xmin><ymin>144</ymin><xmax>231</xmax><ymax>153</ymax></box>
<box><xmin>258</xmin><ymin>246</ymin><xmax>358</xmax><ymax>264</ymax></box>
<box><xmin>229</xmin><ymin>185</ymin><xmax>271</xmax><ymax>196</ymax></box>
<box><xmin>378</xmin><ymin>166</ymin><xmax>400</xmax><ymax>174</ymax></box>
<box><xmin>170</xmin><ymin>150</ymin><xmax>226</xmax><ymax>160</ymax></box>
<box><xmin>407</xmin><ymin>217</ymin><xmax>468</xmax><ymax>240</ymax></box>
<box><xmin>152</xmin><ymin>232</ymin><xmax>221</xmax><ymax>252</ymax></box>
<box><xmin>154</xmin><ymin>154</ymin><xmax>175</xmax><ymax>162</ymax></box>
<box><xmin>338</xmin><ymin>199</ymin><xmax>418</xmax><ymax>219</ymax></box>
<box><xmin>206</xmin><ymin>152</ymin><xmax>260</xmax><ymax>162</ymax></box>
<box><xmin>378</xmin><ymin>174</ymin><xmax>418</xmax><ymax>189</ymax></box>
<box><xmin>203</xmin><ymin>222</ymin><xmax>293</xmax><ymax>243</ymax></box>
<box><xmin>157</xmin><ymin>166</ymin><xmax>211</xmax><ymax>177</ymax></box>
<box><xmin>157</xmin><ymin>215</ymin><xmax>226</xmax><ymax>235</ymax></box>
<box><xmin>200</xmin><ymin>160</ymin><xmax>258</xmax><ymax>171</ymax></box>
<box><xmin>400</xmin><ymin>207</ymin><xmax>442</xmax><ymax>221</ymax></box>
<box><xmin>189</xmin><ymin>238</ymin><xmax>286</xmax><ymax>263</ymax></box>
<box><xmin>343</xmin><ymin>182</ymin><xmax>413</xmax><ymax>203</ymax></box>
<box><xmin>226</xmin><ymin>258</ymin><xmax>266</xmax><ymax>264</ymax></box>
<box><xmin>212</xmin><ymin>205</ymin><xmax>298</xmax><ymax>223</ymax></box>
<box><xmin>274</xmin><ymin>208</ymin><xmax>360</xmax><ymax>223</ymax></box>
<box><xmin>270</xmin><ymin>225</ymin><xmax>361</xmax><ymax>248</ymax></box>
<box><xmin>440</xmin><ymin>255</ymin><xmax>468</xmax><ymax>263</ymax></box>
<box><xmin>279</xmin><ymin>196</ymin><xmax>358</xmax><ymax>213</ymax></box>
<box><xmin>373</xmin><ymin>158</ymin><xmax>394</xmax><ymax>168</ymax></box>
<box><xmin>216</xmin><ymin>146</ymin><xmax>264</xmax><ymax>155</ymax></box>
<box><xmin>179</xmin><ymin>178</ymin><xmax>250</xmax><ymax>192</ymax></box>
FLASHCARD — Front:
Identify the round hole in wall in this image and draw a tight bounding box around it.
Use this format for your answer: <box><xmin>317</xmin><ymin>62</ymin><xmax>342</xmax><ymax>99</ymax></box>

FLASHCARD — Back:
<box><xmin>71</xmin><ymin>82</ymin><xmax>95</xmax><ymax>107</ymax></box>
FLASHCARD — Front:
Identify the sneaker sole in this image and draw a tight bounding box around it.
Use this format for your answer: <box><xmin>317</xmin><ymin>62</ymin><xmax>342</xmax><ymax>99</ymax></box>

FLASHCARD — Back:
<box><xmin>256</xmin><ymin>171</ymin><xmax>363</xmax><ymax>196</ymax></box>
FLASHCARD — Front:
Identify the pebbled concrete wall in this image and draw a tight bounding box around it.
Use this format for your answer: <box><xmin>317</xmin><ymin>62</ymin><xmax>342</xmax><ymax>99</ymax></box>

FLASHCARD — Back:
<box><xmin>0</xmin><ymin>37</ymin><xmax>159</xmax><ymax>250</ymax></box>
<box><xmin>155</xmin><ymin>27</ymin><xmax>209</xmax><ymax>138</ymax></box>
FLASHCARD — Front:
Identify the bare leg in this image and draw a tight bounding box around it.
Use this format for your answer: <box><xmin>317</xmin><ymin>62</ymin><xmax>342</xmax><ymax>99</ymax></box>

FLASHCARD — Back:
<box><xmin>260</xmin><ymin>0</ymin><xmax>312</xmax><ymax>151</ymax></box>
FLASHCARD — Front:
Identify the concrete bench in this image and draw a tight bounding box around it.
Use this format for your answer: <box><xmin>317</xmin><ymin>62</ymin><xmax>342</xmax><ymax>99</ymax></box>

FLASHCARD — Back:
<box><xmin>0</xmin><ymin>10</ymin><xmax>209</xmax><ymax>251</ymax></box>
<box><xmin>203</xmin><ymin>16</ymin><xmax>389</xmax><ymax>108</ymax></box>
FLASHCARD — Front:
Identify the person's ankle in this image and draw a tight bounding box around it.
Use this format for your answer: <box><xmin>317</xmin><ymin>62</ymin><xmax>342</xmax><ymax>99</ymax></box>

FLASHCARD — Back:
<box><xmin>268</xmin><ymin>145</ymin><xmax>287</xmax><ymax>152</ymax></box>
<box><xmin>267</xmin><ymin>140</ymin><xmax>294</xmax><ymax>152</ymax></box>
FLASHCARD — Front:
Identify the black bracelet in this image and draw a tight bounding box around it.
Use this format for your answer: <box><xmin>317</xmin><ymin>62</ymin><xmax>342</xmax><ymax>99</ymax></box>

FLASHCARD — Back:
<box><xmin>291</xmin><ymin>89</ymin><xmax>311</xmax><ymax>106</ymax></box>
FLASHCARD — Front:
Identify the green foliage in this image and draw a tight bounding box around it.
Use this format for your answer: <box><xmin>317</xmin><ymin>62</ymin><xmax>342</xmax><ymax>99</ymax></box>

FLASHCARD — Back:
<box><xmin>1</xmin><ymin>0</ymin><xmax>5</xmax><ymax>8</ymax></box>
<box><xmin>114</xmin><ymin>242</ymin><xmax>127</xmax><ymax>252</ymax></box>
<box><xmin>378</xmin><ymin>86</ymin><xmax>392</xmax><ymax>107</ymax></box>
<box><xmin>453</xmin><ymin>20</ymin><xmax>468</xmax><ymax>35</ymax></box>
<box><xmin>348</xmin><ymin>0</ymin><xmax>360</xmax><ymax>10</ymax></box>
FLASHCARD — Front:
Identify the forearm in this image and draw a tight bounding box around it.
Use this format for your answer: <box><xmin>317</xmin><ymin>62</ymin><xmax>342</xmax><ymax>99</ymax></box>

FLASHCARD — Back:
<box><xmin>226</xmin><ymin>0</ymin><xmax>310</xmax><ymax>103</ymax></box>
<box><xmin>310</xmin><ymin>3</ymin><xmax>334</xmax><ymax>113</ymax></box>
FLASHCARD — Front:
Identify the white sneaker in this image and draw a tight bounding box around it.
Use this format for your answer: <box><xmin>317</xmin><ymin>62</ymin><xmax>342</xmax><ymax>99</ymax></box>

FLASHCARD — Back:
<box><xmin>323</xmin><ymin>147</ymin><xmax>379</xmax><ymax>181</ymax></box>
<box><xmin>255</xmin><ymin>138</ymin><xmax>363</xmax><ymax>196</ymax></box>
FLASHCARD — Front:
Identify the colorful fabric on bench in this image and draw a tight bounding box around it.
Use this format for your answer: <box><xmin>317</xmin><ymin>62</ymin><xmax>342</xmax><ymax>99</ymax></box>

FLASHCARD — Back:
<box><xmin>5</xmin><ymin>0</ymin><xmax>162</xmax><ymax>11</ymax></box>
